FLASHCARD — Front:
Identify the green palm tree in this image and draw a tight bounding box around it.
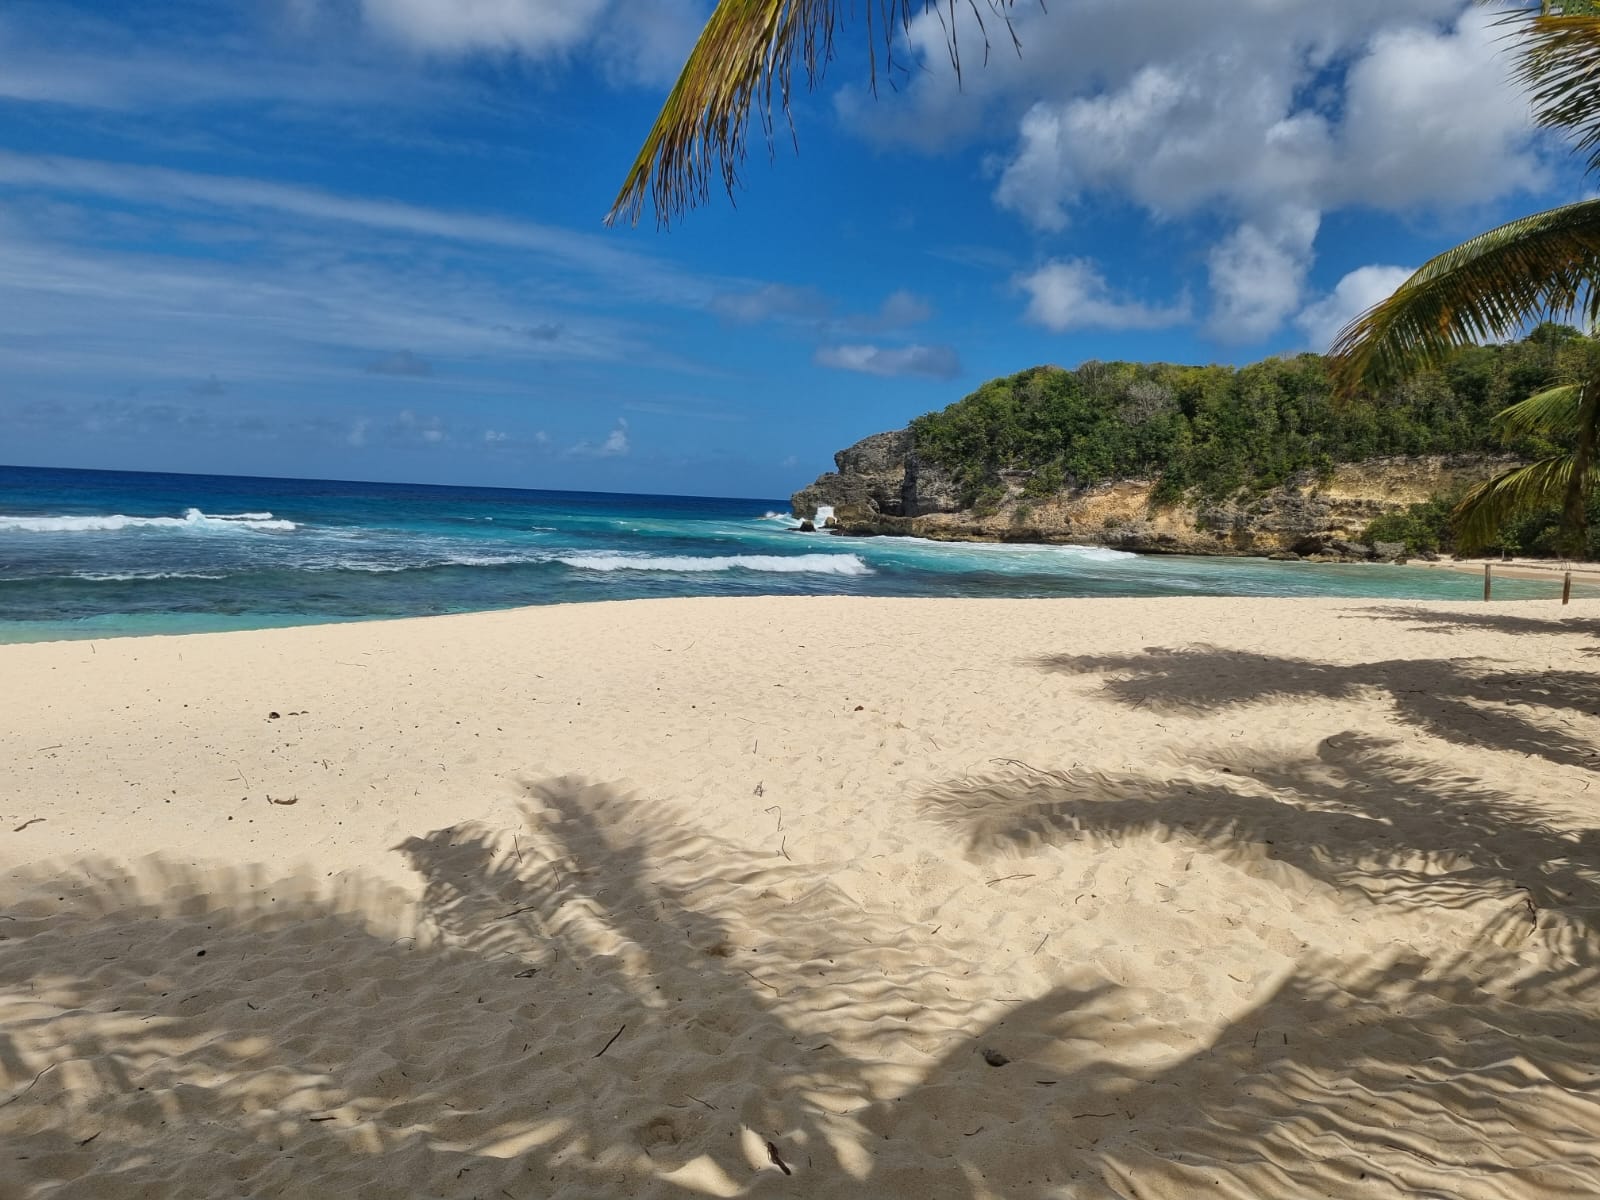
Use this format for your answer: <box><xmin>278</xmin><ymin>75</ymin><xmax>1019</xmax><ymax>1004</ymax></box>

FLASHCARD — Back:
<box><xmin>606</xmin><ymin>1</ymin><xmax>1023</xmax><ymax>226</ymax></box>
<box><xmin>1332</xmin><ymin>7</ymin><xmax>1600</xmax><ymax>556</ymax></box>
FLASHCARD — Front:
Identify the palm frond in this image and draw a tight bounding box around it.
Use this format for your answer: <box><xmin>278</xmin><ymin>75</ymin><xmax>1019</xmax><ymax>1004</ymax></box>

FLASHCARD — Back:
<box><xmin>1327</xmin><ymin>199</ymin><xmax>1600</xmax><ymax>394</ymax></box>
<box><xmin>1491</xmin><ymin>383</ymin><xmax>1585</xmax><ymax>442</ymax></box>
<box><xmin>607</xmin><ymin>0</ymin><xmax>1022</xmax><ymax>227</ymax></box>
<box><xmin>1453</xmin><ymin>454</ymin><xmax>1587</xmax><ymax>549</ymax></box>
<box><xmin>1510</xmin><ymin>8</ymin><xmax>1600</xmax><ymax>176</ymax></box>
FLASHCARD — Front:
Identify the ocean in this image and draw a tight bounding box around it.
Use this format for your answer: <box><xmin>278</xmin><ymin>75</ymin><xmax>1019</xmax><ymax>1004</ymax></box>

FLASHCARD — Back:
<box><xmin>0</xmin><ymin>464</ymin><xmax>1583</xmax><ymax>642</ymax></box>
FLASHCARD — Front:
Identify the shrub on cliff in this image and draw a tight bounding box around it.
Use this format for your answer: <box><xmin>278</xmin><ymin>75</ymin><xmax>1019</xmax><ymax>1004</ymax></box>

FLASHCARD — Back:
<box><xmin>908</xmin><ymin>331</ymin><xmax>1582</xmax><ymax>505</ymax></box>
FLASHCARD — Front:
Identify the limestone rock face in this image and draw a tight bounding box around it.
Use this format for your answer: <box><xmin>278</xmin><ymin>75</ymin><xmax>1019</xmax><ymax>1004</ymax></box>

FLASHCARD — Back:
<box><xmin>791</xmin><ymin>430</ymin><xmax>962</xmax><ymax>524</ymax></box>
<box><xmin>791</xmin><ymin>437</ymin><xmax>1514</xmax><ymax>560</ymax></box>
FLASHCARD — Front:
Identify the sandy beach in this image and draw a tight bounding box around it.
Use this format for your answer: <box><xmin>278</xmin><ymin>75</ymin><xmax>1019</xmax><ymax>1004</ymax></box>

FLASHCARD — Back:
<box><xmin>4</xmin><ymin>594</ymin><xmax>1600</xmax><ymax>1198</ymax></box>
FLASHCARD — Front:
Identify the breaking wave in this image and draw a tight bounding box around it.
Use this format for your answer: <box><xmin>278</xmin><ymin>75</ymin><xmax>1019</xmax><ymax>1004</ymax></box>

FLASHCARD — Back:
<box><xmin>557</xmin><ymin>552</ymin><xmax>872</xmax><ymax>576</ymax></box>
<box><xmin>0</xmin><ymin>508</ymin><xmax>297</xmax><ymax>533</ymax></box>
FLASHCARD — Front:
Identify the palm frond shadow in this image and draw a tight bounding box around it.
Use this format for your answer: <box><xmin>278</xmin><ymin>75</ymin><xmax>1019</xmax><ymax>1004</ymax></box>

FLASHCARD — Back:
<box><xmin>922</xmin><ymin>731</ymin><xmax>1600</xmax><ymax>954</ymax></box>
<box><xmin>5</xmin><ymin>773</ymin><xmax>1600</xmax><ymax>1196</ymax></box>
<box><xmin>1347</xmin><ymin>604</ymin><xmax>1600</xmax><ymax>644</ymax></box>
<box><xmin>1038</xmin><ymin>644</ymin><xmax>1600</xmax><ymax>771</ymax></box>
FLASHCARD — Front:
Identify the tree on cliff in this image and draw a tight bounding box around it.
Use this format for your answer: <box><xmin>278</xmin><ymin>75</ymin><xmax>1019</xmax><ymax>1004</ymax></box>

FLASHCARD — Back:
<box><xmin>1332</xmin><ymin>5</ymin><xmax>1600</xmax><ymax>556</ymax></box>
<box><xmin>606</xmin><ymin>1</ymin><xmax>1024</xmax><ymax>226</ymax></box>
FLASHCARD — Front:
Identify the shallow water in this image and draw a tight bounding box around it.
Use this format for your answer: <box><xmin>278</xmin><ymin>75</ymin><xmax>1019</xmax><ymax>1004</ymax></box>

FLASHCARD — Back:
<box><xmin>0</xmin><ymin>464</ymin><xmax>1583</xmax><ymax>642</ymax></box>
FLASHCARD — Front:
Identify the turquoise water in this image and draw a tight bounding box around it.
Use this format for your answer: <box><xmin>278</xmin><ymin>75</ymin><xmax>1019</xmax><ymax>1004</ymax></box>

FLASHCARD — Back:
<box><xmin>0</xmin><ymin>464</ymin><xmax>1582</xmax><ymax>643</ymax></box>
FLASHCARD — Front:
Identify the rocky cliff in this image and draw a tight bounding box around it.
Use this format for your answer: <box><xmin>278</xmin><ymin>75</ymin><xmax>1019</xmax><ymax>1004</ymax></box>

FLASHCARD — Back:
<box><xmin>791</xmin><ymin>431</ymin><xmax>1514</xmax><ymax>561</ymax></box>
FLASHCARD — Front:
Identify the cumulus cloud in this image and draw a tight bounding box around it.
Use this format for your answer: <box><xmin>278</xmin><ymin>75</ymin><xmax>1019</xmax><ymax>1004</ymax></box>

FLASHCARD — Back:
<box><xmin>850</xmin><ymin>1</ymin><xmax>1543</xmax><ymax>341</ymax></box>
<box><xmin>1017</xmin><ymin>259</ymin><xmax>1188</xmax><ymax>333</ymax></box>
<box><xmin>814</xmin><ymin>343</ymin><xmax>962</xmax><ymax>379</ymax></box>
<box><xmin>1205</xmin><ymin>209</ymin><xmax>1321</xmax><ymax>343</ymax></box>
<box><xmin>567</xmin><ymin>417</ymin><xmax>629</xmax><ymax>458</ymax></box>
<box><xmin>1294</xmin><ymin>264</ymin><xmax>1415</xmax><ymax>352</ymax></box>
<box><xmin>366</xmin><ymin>349</ymin><xmax>434</xmax><ymax>376</ymax></box>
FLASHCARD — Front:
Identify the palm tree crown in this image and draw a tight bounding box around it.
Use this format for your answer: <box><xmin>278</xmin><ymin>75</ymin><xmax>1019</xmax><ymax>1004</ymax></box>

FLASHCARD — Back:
<box><xmin>1331</xmin><ymin>5</ymin><xmax>1600</xmax><ymax>555</ymax></box>
<box><xmin>607</xmin><ymin>1</ymin><xmax>1023</xmax><ymax>227</ymax></box>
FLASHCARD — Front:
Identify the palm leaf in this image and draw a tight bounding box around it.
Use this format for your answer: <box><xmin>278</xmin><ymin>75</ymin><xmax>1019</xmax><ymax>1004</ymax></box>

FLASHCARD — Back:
<box><xmin>1327</xmin><ymin>199</ymin><xmax>1600</xmax><ymax>394</ymax></box>
<box><xmin>1491</xmin><ymin>383</ymin><xmax>1585</xmax><ymax>441</ymax></box>
<box><xmin>1452</xmin><ymin>454</ymin><xmax>1588</xmax><ymax>549</ymax></box>
<box><xmin>1510</xmin><ymin>8</ymin><xmax>1600</xmax><ymax>176</ymax></box>
<box><xmin>607</xmin><ymin>0</ymin><xmax>1022</xmax><ymax>226</ymax></box>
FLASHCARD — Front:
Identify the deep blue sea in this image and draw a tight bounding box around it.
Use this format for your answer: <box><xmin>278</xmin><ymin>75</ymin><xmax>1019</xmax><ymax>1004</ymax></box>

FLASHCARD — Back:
<box><xmin>0</xmin><ymin>464</ymin><xmax>1584</xmax><ymax>642</ymax></box>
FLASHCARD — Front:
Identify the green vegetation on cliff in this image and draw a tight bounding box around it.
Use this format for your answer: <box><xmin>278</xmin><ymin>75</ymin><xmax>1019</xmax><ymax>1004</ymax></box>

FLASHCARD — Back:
<box><xmin>909</xmin><ymin>326</ymin><xmax>1594</xmax><ymax>518</ymax></box>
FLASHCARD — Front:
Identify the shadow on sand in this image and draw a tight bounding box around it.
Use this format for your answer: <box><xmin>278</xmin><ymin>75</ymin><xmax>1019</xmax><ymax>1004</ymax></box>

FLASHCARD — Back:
<box><xmin>4</xmin><ymin>762</ymin><xmax>1600</xmax><ymax>1196</ymax></box>
<box><xmin>1037</xmin><ymin>643</ymin><xmax>1600</xmax><ymax>771</ymax></box>
<box><xmin>1345</xmin><ymin>604</ymin><xmax>1600</xmax><ymax>644</ymax></box>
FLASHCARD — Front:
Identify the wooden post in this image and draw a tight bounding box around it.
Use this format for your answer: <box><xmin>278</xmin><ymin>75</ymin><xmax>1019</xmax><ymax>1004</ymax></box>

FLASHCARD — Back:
<box><xmin>1484</xmin><ymin>563</ymin><xmax>1492</xmax><ymax>602</ymax></box>
<box><xmin>1564</xmin><ymin>571</ymin><xmax>1573</xmax><ymax>606</ymax></box>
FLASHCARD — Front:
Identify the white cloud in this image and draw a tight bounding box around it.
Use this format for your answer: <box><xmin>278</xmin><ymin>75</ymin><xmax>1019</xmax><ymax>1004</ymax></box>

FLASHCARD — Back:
<box><xmin>483</xmin><ymin>428</ymin><xmax>508</xmax><ymax>442</ymax></box>
<box><xmin>1295</xmin><ymin>264</ymin><xmax>1415</xmax><ymax>352</ymax></box>
<box><xmin>1205</xmin><ymin>209</ymin><xmax>1321</xmax><ymax>343</ymax></box>
<box><xmin>1017</xmin><ymin>259</ymin><xmax>1188</xmax><ymax>333</ymax></box>
<box><xmin>567</xmin><ymin>418</ymin><xmax>630</xmax><ymax>458</ymax></box>
<box><xmin>849</xmin><ymin>1</ymin><xmax>1543</xmax><ymax>342</ymax></box>
<box><xmin>342</xmin><ymin>0</ymin><xmax>707</xmax><ymax>83</ymax></box>
<box><xmin>359</xmin><ymin>0</ymin><xmax>608</xmax><ymax>56</ymax></box>
<box><xmin>814</xmin><ymin>343</ymin><xmax>962</xmax><ymax>379</ymax></box>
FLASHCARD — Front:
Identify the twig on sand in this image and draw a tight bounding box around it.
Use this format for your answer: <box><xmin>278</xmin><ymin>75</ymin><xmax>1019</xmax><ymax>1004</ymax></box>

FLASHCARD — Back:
<box><xmin>0</xmin><ymin>1062</ymin><xmax>58</xmax><ymax>1108</ymax></box>
<box><xmin>494</xmin><ymin>905</ymin><xmax>541</xmax><ymax>922</ymax></box>
<box><xmin>766</xmin><ymin>1141</ymin><xmax>792</xmax><ymax>1176</ymax></box>
<box><xmin>230</xmin><ymin>761</ymin><xmax>250</xmax><ymax>789</ymax></box>
<box><xmin>33</xmin><ymin>744</ymin><xmax>62</xmax><ymax>753</ymax></box>
<box><xmin>685</xmin><ymin>1094</ymin><xmax>717</xmax><ymax>1110</ymax></box>
<box><xmin>765</xmin><ymin>804</ymin><xmax>782</xmax><ymax>831</ymax></box>
<box><xmin>593</xmin><ymin>1024</ymin><xmax>626</xmax><ymax>1058</ymax></box>
<box><xmin>990</xmin><ymin>757</ymin><xmax>1066</xmax><ymax>780</ymax></box>
<box><xmin>1032</xmin><ymin>934</ymin><xmax>1049</xmax><ymax>955</ymax></box>
<box><xmin>743</xmin><ymin>969</ymin><xmax>779</xmax><ymax>993</ymax></box>
<box><xmin>12</xmin><ymin>818</ymin><xmax>44</xmax><ymax>833</ymax></box>
<box><xmin>985</xmin><ymin>874</ymin><xmax>1036</xmax><ymax>887</ymax></box>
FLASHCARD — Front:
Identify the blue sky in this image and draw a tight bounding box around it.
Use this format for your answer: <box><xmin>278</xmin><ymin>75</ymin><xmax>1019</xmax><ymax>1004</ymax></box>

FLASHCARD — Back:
<box><xmin>0</xmin><ymin>1</ymin><xmax>1589</xmax><ymax>498</ymax></box>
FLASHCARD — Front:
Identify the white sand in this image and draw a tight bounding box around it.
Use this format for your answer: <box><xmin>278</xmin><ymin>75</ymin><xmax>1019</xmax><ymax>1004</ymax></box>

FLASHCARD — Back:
<box><xmin>3</xmin><ymin>594</ymin><xmax>1600</xmax><ymax>1198</ymax></box>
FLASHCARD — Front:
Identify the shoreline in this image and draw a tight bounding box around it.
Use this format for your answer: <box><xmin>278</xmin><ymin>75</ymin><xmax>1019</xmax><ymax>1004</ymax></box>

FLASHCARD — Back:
<box><xmin>1407</xmin><ymin>553</ymin><xmax>1600</xmax><ymax>582</ymax></box>
<box><xmin>5</xmin><ymin>593</ymin><xmax>1600</xmax><ymax>1196</ymax></box>
<box><xmin>5</xmin><ymin>553</ymin><xmax>1597</xmax><ymax>647</ymax></box>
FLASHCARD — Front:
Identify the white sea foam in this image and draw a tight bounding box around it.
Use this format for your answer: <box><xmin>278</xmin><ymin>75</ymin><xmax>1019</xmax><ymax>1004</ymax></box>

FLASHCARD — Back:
<box><xmin>879</xmin><ymin>536</ymin><xmax>1136</xmax><ymax>563</ymax></box>
<box><xmin>0</xmin><ymin>508</ymin><xmax>297</xmax><ymax>533</ymax></box>
<box><xmin>77</xmin><ymin>571</ymin><xmax>230</xmax><ymax>582</ymax></box>
<box><xmin>558</xmin><ymin>552</ymin><xmax>872</xmax><ymax>576</ymax></box>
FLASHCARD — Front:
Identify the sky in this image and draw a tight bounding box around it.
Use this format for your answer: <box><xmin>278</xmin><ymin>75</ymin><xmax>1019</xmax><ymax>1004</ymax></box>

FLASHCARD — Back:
<box><xmin>0</xmin><ymin>0</ymin><xmax>1591</xmax><ymax>499</ymax></box>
